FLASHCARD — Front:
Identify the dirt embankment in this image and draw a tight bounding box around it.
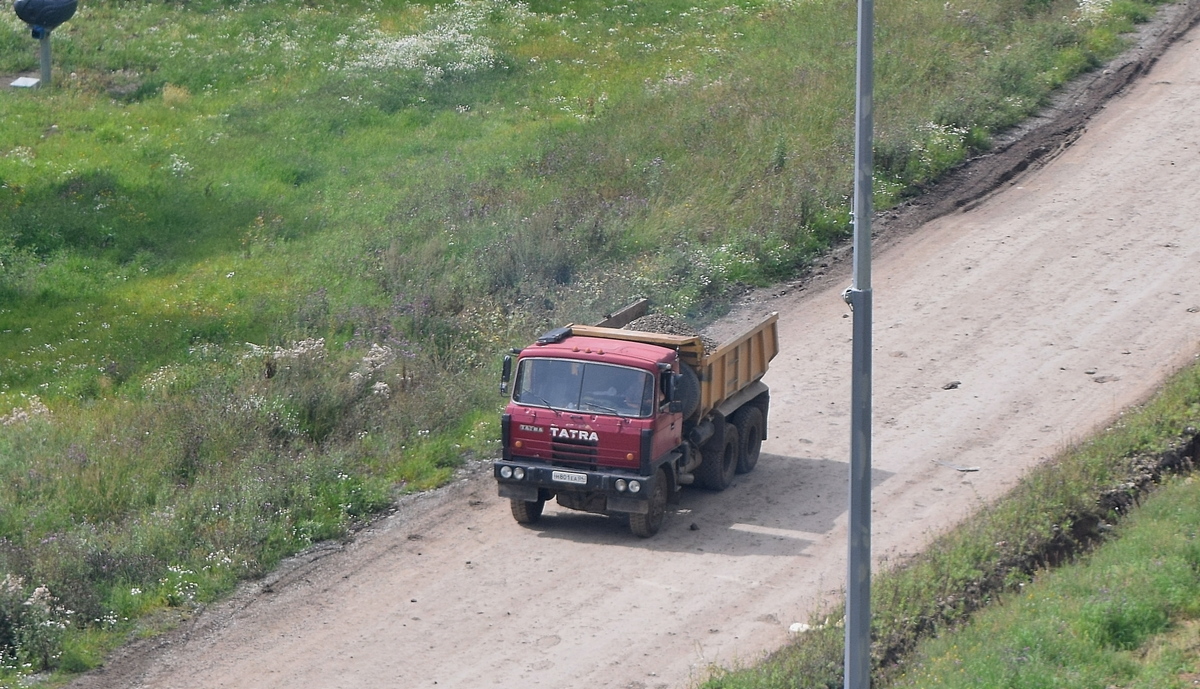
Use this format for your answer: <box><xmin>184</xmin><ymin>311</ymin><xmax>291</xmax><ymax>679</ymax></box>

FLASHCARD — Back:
<box><xmin>70</xmin><ymin>4</ymin><xmax>1200</xmax><ymax>689</ymax></box>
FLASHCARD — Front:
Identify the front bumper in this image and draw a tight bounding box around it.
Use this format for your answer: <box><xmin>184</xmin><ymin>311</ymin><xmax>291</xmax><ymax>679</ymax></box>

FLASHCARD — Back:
<box><xmin>493</xmin><ymin>459</ymin><xmax>654</xmax><ymax>514</ymax></box>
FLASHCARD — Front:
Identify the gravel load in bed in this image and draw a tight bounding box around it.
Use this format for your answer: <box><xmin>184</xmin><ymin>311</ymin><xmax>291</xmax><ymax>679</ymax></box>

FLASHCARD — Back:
<box><xmin>624</xmin><ymin>314</ymin><xmax>719</xmax><ymax>353</ymax></box>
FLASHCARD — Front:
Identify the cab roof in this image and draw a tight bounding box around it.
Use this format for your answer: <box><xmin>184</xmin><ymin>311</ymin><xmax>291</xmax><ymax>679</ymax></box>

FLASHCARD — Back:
<box><xmin>521</xmin><ymin>334</ymin><xmax>676</xmax><ymax>369</ymax></box>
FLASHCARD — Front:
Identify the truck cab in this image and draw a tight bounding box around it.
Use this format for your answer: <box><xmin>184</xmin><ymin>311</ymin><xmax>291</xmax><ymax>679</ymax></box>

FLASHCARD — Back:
<box><xmin>494</xmin><ymin>330</ymin><xmax>684</xmax><ymax>536</ymax></box>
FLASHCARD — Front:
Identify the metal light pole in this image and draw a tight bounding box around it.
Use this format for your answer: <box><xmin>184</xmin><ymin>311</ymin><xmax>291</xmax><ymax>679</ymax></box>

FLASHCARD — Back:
<box><xmin>844</xmin><ymin>0</ymin><xmax>874</xmax><ymax>687</ymax></box>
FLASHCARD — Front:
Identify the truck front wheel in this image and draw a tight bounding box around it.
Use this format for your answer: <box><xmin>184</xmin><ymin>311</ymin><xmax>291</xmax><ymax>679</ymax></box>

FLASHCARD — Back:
<box><xmin>697</xmin><ymin>424</ymin><xmax>738</xmax><ymax>491</ymax></box>
<box><xmin>510</xmin><ymin>498</ymin><xmax>545</xmax><ymax>524</ymax></box>
<box><xmin>629</xmin><ymin>468</ymin><xmax>668</xmax><ymax>537</ymax></box>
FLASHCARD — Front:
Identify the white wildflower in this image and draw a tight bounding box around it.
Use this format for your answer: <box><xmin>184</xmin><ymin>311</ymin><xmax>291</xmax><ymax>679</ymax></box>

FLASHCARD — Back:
<box><xmin>1077</xmin><ymin>0</ymin><xmax>1111</xmax><ymax>22</ymax></box>
<box><xmin>2</xmin><ymin>574</ymin><xmax>24</xmax><ymax>594</ymax></box>
<box><xmin>169</xmin><ymin>154</ymin><xmax>193</xmax><ymax>176</ymax></box>
<box><xmin>143</xmin><ymin>365</ymin><xmax>179</xmax><ymax>393</ymax></box>
<box><xmin>1</xmin><ymin>395</ymin><xmax>50</xmax><ymax>425</ymax></box>
<box><xmin>344</xmin><ymin>0</ymin><xmax>532</xmax><ymax>84</ymax></box>
<box><xmin>24</xmin><ymin>585</ymin><xmax>53</xmax><ymax>609</ymax></box>
<box><xmin>244</xmin><ymin>338</ymin><xmax>326</xmax><ymax>361</ymax></box>
<box><xmin>7</xmin><ymin>146</ymin><xmax>36</xmax><ymax>166</ymax></box>
<box><xmin>360</xmin><ymin>343</ymin><xmax>395</xmax><ymax>373</ymax></box>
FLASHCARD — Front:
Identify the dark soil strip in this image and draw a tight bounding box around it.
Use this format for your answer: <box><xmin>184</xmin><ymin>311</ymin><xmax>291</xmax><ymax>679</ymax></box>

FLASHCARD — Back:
<box><xmin>875</xmin><ymin>1</ymin><xmax>1200</xmax><ymax>240</ymax></box>
<box><xmin>875</xmin><ymin>431</ymin><xmax>1200</xmax><ymax>684</ymax></box>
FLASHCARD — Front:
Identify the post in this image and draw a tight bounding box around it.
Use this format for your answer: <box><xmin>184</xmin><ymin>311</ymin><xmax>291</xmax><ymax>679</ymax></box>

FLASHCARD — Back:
<box><xmin>845</xmin><ymin>0</ymin><xmax>874</xmax><ymax>687</ymax></box>
<box><xmin>13</xmin><ymin>0</ymin><xmax>79</xmax><ymax>88</ymax></box>
<box><xmin>39</xmin><ymin>32</ymin><xmax>51</xmax><ymax>88</ymax></box>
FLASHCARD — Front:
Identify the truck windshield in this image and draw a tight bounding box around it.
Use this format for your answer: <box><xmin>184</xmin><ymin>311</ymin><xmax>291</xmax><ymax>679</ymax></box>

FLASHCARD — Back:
<box><xmin>513</xmin><ymin>358</ymin><xmax>654</xmax><ymax>418</ymax></box>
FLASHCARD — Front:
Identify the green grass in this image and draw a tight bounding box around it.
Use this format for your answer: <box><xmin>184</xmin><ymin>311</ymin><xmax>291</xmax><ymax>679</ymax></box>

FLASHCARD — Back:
<box><xmin>0</xmin><ymin>0</ymin><xmax>1179</xmax><ymax>681</ymax></box>
<box><xmin>889</xmin><ymin>474</ymin><xmax>1200</xmax><ymax>689</ymax></box>
<box><xmin>701</xmin><ymin>360</ymin><xmax>1200</xmax><ymax>689</ymax></box>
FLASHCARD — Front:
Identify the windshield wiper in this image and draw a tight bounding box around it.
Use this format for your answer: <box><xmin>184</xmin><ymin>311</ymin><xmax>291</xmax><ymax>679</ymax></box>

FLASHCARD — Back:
<box><xmin>582</xmin><ymin>400</ymin><xmax>621</xmax><ymax>415</ymax></box>
<box><xmin>521</xmin><ymin>391</ymin><xmax>555</xmax><ymax>408</ymax></box>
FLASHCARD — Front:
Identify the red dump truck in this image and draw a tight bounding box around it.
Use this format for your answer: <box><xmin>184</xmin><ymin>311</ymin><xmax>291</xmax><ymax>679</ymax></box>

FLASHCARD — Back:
<box><xmin>494</xmin><ymin>299</ymin><xmax>779</xmax><ymax>537</ymax></box>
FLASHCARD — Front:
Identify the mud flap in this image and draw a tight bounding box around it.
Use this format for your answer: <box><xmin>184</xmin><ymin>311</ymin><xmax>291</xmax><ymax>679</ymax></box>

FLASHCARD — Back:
<box><xmin>606</xmin><ymin>495</ymin><xmax>649</xmax><ymax>514</ymax></box>
<box><xmin>498</xmin><ymin>483</ymin><xmax>540</xmax><ymax>502</ymax></box>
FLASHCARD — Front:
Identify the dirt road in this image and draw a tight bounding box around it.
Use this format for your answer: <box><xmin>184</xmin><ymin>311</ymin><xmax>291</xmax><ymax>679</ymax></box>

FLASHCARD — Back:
<box><xmin>74</xmin><ymin>7</ymin><xmax>1200</xmax><ymax>689</ymax></box>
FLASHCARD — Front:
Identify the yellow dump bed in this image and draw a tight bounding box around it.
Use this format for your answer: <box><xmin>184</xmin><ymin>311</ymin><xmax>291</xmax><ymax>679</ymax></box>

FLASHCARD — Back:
<box><xmin>695</xmin><ymin>313</ymin><xmax>778</xmax><ymax>417</ymax></box>
<box><xmin>569</xmin><ymin>299</ymin><xmax>779</xmax><ymax>419</ymax></box>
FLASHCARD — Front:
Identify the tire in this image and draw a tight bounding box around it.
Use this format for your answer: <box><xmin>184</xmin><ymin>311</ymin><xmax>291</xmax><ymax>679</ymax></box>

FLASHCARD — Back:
<box><xmin>629</xmin><ymin>468</ymin><xmax>668</xmax><ymax>538</ymax></box>
<box><xmin>733</xmin><ymin>406</ymin><xmax>764</xmax><ymax>474</ymax></box>
<box><xmin>696</xmin><ymin>423</ymin><xmax>738</xmax><ymax>491</ymax></box>
<box><xmin>676</xmin><ymin>365</ymin><xmax>701</xmax><ymax>421</ymax></box>
<box><xmin>510</xmin><ymin>497</ymin><xmax>545</xmax><ymax>524</ymax></box>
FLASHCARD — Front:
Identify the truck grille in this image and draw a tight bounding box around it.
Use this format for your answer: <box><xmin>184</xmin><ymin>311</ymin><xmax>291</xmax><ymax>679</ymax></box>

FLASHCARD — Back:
<box><xmin>551</xmin><ymin>435</ymin><xmax>598</xmax><ymax>465</ymax></box>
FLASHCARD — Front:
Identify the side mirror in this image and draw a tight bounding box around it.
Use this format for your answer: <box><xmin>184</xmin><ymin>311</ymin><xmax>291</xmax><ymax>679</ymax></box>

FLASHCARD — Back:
<box><xmin>500</xmin><ymin>355</ymin><xmax>512</xmax><ymax>395</ymax></box>
<box><xmin>665</xmin><ymin>372</ymin><xmax>682</xmax><ymax>413</ymax></box>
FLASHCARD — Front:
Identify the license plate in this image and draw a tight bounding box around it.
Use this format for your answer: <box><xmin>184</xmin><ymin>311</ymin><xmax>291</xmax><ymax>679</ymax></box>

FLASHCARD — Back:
<box><xmin>551</xmin><ymin>470</ymin><xmax>588</xmax><ymax>485</ymax></box>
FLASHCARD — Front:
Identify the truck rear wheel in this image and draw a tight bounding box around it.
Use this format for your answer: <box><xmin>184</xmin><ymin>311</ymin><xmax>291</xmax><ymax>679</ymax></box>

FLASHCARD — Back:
<box><xmin>510</xmin><ymin>498</ymin><xmax>545</xmax><ymax>524</ymax></box>
<box><xmin>733</xmin><ymin>406</ymin><xmax>764</xmax><ymax>474</ymax></box>
<box><xmin>696</xmin><ymin>424</ymin><xmax>738</xmax><ymax>491</ymax></box>
<box><xmin>629</xmin><ymin>468</ymin><xmax>668</xmax><ymax>537</ymax></box>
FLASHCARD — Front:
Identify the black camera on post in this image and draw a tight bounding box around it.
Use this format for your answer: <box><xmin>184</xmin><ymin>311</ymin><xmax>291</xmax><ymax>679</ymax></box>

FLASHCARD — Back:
<box><xmin>13</xmin><ymin>0</ymin><xmax>78</xmax><ymax>38</ymax></box>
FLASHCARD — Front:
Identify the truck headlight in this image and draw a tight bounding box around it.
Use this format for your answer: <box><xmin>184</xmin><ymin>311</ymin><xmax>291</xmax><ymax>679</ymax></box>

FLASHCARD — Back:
<box><xmin>615</xmin><ymin>479</ymin><xmax>627</xmax><ymax>492</ymax></box>
<box><xmin>500</xmin><ymin>466</ymin><xmax>513</xmax><ymax>479</ymax></box>
<box><xmin>628</xmin><ymin>480</ymin><xmax>641</xmax><ymax>494</ymax></box>
<box><xmin>513</xmin><ymin>467</ymin><xmax>526</xmax><ymax>480</ymax></box>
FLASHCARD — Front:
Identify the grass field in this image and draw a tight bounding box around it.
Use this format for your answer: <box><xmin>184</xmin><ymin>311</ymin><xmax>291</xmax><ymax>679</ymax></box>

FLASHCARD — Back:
<box><xmin>889</xmin><ymin>471</ymin><xmax>1200</xmax><ymax>689</ymax></box>
<box><xmin>0</xmin><ymin>0</ymin><xmax>1176</xmax><ymax>680</ymax></box>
